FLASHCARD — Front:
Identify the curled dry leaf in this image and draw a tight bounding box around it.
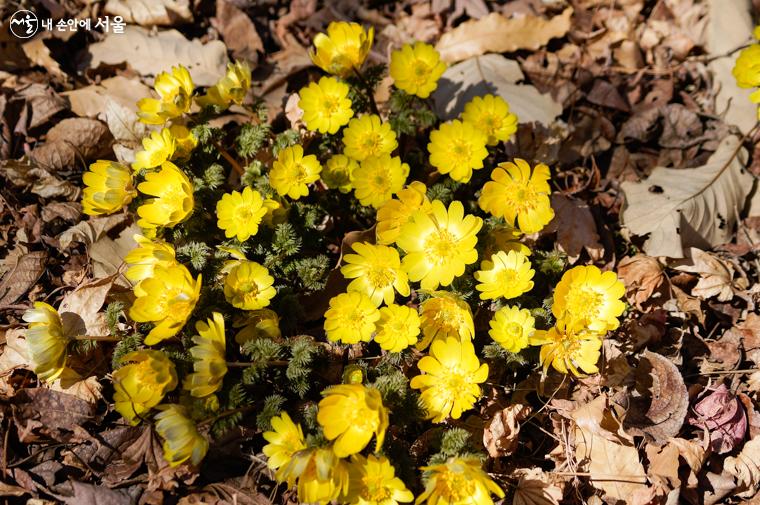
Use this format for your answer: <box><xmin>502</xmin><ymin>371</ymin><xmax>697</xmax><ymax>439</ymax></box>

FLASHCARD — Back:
<box><xmin>104</xmin><ymin>0</ymin><xmax>193</xmax><ymax>26</ymax></box>
<box><xmin>0</xmin><ymin>327</ymin><xmax>31</xmax><ymax>397</ymax></box>
<box><xmin>30</xmin><ymin>118</ymin><xmax>114</xmax><ymax>173</ymax></box>
<box><xmin>674</xmin><ymin>248</ymin><xmax>736</xmax><ymax>302</ymax></box>
<box><xmin>11</xmin><ymin>388</ymin><xmax>98</xmax><ymax>443</ymax></box>
<box><xmin>483</xmin><ymin>403</ymin><xmax>531</xmax><ymax>458</ymax></box>
<box><xmin>213</xmin><ymin>0</ymin><xmax>264</xmax><ymax>64</ymax></box>
<box><xmin>58</xmin><ymin>275</ymin><xmax>116</xmax><ymax>338</ymax></box>
<box><xmin>616</xmin><ymin>254</ymin><xmax>667</xmax><ymax>310</ymax></box>
<box><xmin>544</xmin><ymin>194</ymin><xmax>603</xmax><ymax>264</ymax></box>
<box><xmin>512</xmin><ymin>467</ymin><xmax>563</xmax><ymax>505</ymax></box>
<box><xmin>724</xmin><ymin>436</ymin><xmax>760</xmax><ymax>498</ymax></box>
<box><xmin>688</xmin><ymin>384</ymin><xmax>747</xmax><ymax>454</ymax></box>
<box><xmin>48</xmin><ymin>369</ymin><xmax>103</xmax><ymax>406</ymax></box>
<box><xmin>0</xmin><ymin>250</ymin><xmax>47</xmax><ymax>306</ymax></box>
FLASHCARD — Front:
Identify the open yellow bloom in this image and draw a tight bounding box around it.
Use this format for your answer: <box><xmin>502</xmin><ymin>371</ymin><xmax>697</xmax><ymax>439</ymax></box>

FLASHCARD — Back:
<box><xmin>197</xmin><ymin>60</ymin><xmax>251</xmax><ymax>109</ymax></box>
<box><xmin>489</xmin><ymin>306</ymin><xmax>534</xmax><ymax>353</ymax></box>
<box><xmin>417</xmin><ymin>456</ymin><xmax>504</xmax><ymax>505</ymax></box>
<box><xmin>216</xmin><ymin>186</ymin><xmax>267</xmax><ymax>242</ymax></box>
<box><xmin>269</xmin><ymin>144</ymin><xmax>322</xmax><ymax>200</ymax></box>
<box><xmin>323</xmin><ymin>292</ymin><xmax>380</xmax><ymax>344</ymax></box>
<box><xmin>461</xmin><ymin>94</ymin><xmax>518</xmax><ymax>146</ymax></box>
<box><xmin>224</xmin><ymin>260</ymin><xmax>276</xmax><ymax>310</ymax></box>
<box><xmin>234</xmin><ymin>309</ymin><xmax>282</xmax><ymax>344</ymax></box>
<box><xmin>390</xmin><ymin>42</ymin><xmax>446</xmax><ymax>99</ymax></box>
<box><xmin>376</xmin><ymin>182</ymin><xmax>430</xmax><ymax>246</ymax></box>
<box><xmin>341</xmin><ymin>242</ymin><xmax>410</xmax><ymax>306</ymax></box>
<box><xmin>397</xmin><ymin>200</ymin><xmax>482</xmax><ymax>290</ymax></box>
<box><xmin>263</xmin><ymin>411</ymin><xmax>306</xmax><ymax>480</ymax></box>
<box><xmin>474</xmin><ymin>250</ymin><xmax>534</xmax><ymax>300</ymax></box>
<box><xmin>418</xmin><ymin>292</ymin><xmax>474</xmax><ymax>350</ymax></box>
<box><xmin>82</xmin><ymin>160</ymin><xmax>136</xmax><ymax>216</ymax></box>
<box><xmin>262</xmin><ymin>195</ymin><xmax>289</xmax><ymax>227</ymax></box>
<box><xmin>280</xmin><ymin>447</ymin><xmax>350</xmax><ymax>504</ymax></box>
<box><xmin>733</xmin><ymin>44</ymin><xmax>760</xmax><ymax>88</ymax></box>
<box><xmin>427</xmin><ymin>120</ymin><xmax>488</xmax><ymax>183</ymax></box>
<box><xmin>352</xmin><ymin>154</ymin><xmax>409</xmax><ymax>209</ymax></box>
<box><xmin>112</xmin><ymin>350</ymin><xmax>178</xmax><ymax>425</ymax></box>
<box><xmin>482</xmin><ymin>223</ymin><xmax>531</xmax><ymax>257</ymax></box>
<box><xmin>132</xmin><ymin>128</ymin><xmax>175</xmax><ymax>172</ymax></box>
<box><xmin>184</xmin><ymin>312</ymin><xmax>227</xmax><ymax>398</ymax></box>
<box><xmin>129</xmin><ymin>263</ymin><xmax>202</xmax><ymax>345</ymax></box>
<box><xmin>299</xmin><ymin>76</ymin><xmax>354</xmax><ymax>134</ymax></box>
<box><xmin>347</xmin><ymin>454</ymin><xmax>414</xmax><ymax>505</ymax></box>
<box><xmin>322</xmin><ymin>154</ymin><xmax>358</xmax><ymax>193</ymax></box>
<box><xmin>317</xmin><ymin>384</ymin><xmax>389</xmax><ymax>457</ymax></box>
<box><xmin>342</xmin><ymin>114</ymin><xmax>398</xmax><ymax>161</ymax></box>
<box><xmin>552</xmin><ymin>265</ymin><xmax>626</xmax><ymax>333</ymax></box>
<box><xmin>136</xmin><ymin>161</ymin><xmax>194</xmax><ymax>231</ymax></box>
<box><xmin>374</xmin><ymin>304</ymin><xmax>420</xmax><ymax>352</ymax></box>
<box><xmin>478</xmin><ymin>159</ymin><xmax>554</xmax><ymax>234</ymax></box>
<box><xmin>137</xmin><ymin>65</ymin><xmax>194</xmax><ymax>124</ymax></box>
<box><xmin>530</xmin><ymin>320</ymin><xmax>603</xmax><ymax>376</ymax></box>
<box><xmin>154</xmin><ymin>404</ymin><xmax>208</xmax><ymax>466</ymax></box>
<box><xmin>124</xmin><ymin>234</ymin><xmax>176</xmax><ymax>286</ymax></box>
<box><xmin>22</xmin><ymin>302</ymin><xmax>69</xmax><ymax>382</ymax></box>
<box><xmin>169</xmin><ymin>124</ymin><xmax>197</xmax><ymax>159</ymax></box>
<box><xmin>310</xmin><ymin>21</ymin><xmax>374</xmax><ymax>77</ymax></box>
<box><xmin>410</xmin><ymin>337</ymin><xmax>488</xmax><ymax>423</ymax></box>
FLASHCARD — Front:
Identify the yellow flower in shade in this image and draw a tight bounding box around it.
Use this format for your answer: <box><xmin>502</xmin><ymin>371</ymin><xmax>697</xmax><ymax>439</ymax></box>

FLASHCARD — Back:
<box><xmin>427</xmin><ymin>120</ymin><xmax>488</xmax><ymax>183</ymax></box>
<box><xmin>197</xmin><ymin>60</ymin><xmax>251</xmax><ymax>109</ymax></box>
<box><xmin>269</xmin><ymin>144</ymin><xmax>322</xmax><ymax>199</ymax></box>
<box><xmin>410</xmin><ymin>337</ymin><xmax>488</xmax><ymax>423</ymax></box>
<box><xmin>323</xmin><ymin>292</ymin><xmax>380</xmax><ymax>344</ymax></box>
<box><xmin>169</xmin><ymin>124</ymin><xmax>197</xmax><ymax>159</ymax></box>
<box><xmin>474</xmin><ymin>250</ymin><xmax>534</xmax><ymax>300</ymax></box>
<box><xmin>262</xmin><ymin>195</ymin><xmax>289</xmax><ymax>227</ymax></box>
<box><xmin>397</xmin><ymin>200</ymin><xmax>483</xmax><ymax>290</ymax></box>
<box><xmin>129</xmin><ymin>263</ymin><xmax>202</xmax><ymax>345</ymax></box>
<box><xmin>343</xmin><ymin>364</ymin><xmax>365</xmax><ymax>384</ymax></box>
<box><xmin>82</xmin><ymin>160</ymin><xmax>137</xmax><ymax>216</ymax></box>
<box><xmin>376</xmin><ymin>182</ymin><xmax>431</xmax><ymax>246</ymax></box>
<box><xmin>280</xmin><ymin>447</ymin><xmax>350</xmax><ymax>504</ymax></box>
<box><xmin>216</xmin><ymin>186</ymin><xmax>267</xmax><ymax>242</ymax></box>
<box><xmin>552</xmin><ymin>265</ymin><xmax>626</xmax><ymax>333</ymax></box>
<box><xmin>299</xmin><ymin>76</ymin><xmax>354</xmax><ymax>134</ymax></box>
<box><xmin>352</xmin><ymin>155</ymin><xmax>409</xmax><ymax>209</ymax></box>
<box><xmin>263</xmin><ymin>411</ymin><xmax>307</xmax><ymax>479</ymax></box>
<box><xmin>418</xmin><ymin>292</ymin><xmax>474</xmax><ymax>350</ymax></box>
<box><xmin>341</xmin><ymin>242</ymin><xmax>410</xmax><ymax>306</ymax></box>
<box><xmin>322</xmin><ymin>154</ymin><xmax>358</xmax><ymax>193</ymax></box>
<box><xmin>342</xmin><ymin>114</ymin><xmax>398</xmax><ymax>161</ymax></box>
<box><xmin>310</xmin><ymin>21</ymin><xmax>374</xmax><ymax>77</ymax></box>
<box><xmin>733</xmin><ymin>44</ymin><xmax>760</xmax><ymax>89</ymax></box>
<box><xmin>124</xmin><ymin>234</ymin><xmax>176</xmax><ymax>286</ymax></box>
<box><xmin>137</xmin><ymin>65</ymin><xmax>194</xmax><ymax>124</ymax></box>
<box><xmin>461</xmin><ymin>94</ymin><xmax>518</xmax><ymax>146</ymax></box>
<box><xmin>184</xmin><ymin>312</ymin><xmax>227</xmax><ymax>398</ymax></box>
<box><xmin>132</xmin><ymin>128</ymin><xmax>175</xmax><ymax>172</ymax></box>
<box><xmin>478</xmin><ymin>159</ymin><xmax>554</xmax><ymax>234</ymax></box>
<box><xmin>489</xmin><ymin>306</ymin><xmax>534</xmax><ymax>353</ymax></box>
<box><xmin>233</xmin><ymin>309</ymin><xmax>282</xmax><ymax>344</ymax></box>
<box><xmin>374</xmin><ymin>304</ymin><xmax>420</xmax><ymax>352</ymax></box>
<box><xmin>112</xmin><ymin>350</ymin><xmax>178</xmax><ymax>425</ymax></box>
<box><xmin>347</xmin><ymin>454</ymin><xmax>414</xmax><ymax>505</ymax></box>
<box><xmin>154</xmin><ymin>404</ymin><xmax>208</xmax><ymax>466</ymax></box>
<box><xmin>483</xmin><ymin>223</ymin><xmax>531</xmax><ymax>258</ymax></box>
<box><xmin>390</xmin><ymin>42</ymin><xmax>447</xmax><ymax>99</ymax></box>
<box><xmin>417</xmin><ymin>456</ymin><xmax>505</xmax><ymax>505</ymax></box>
<box><xmin>136</xmin><ymin>161</ymin><xmax>194</xmax><ymax>230</ymax></box>
<box><xmin>530</xmin><ymin>320</ymin><xmax>603</xmax><ymax>376</ymax></box>
<box><xmin>224</xmin><ymin>260</ymin><xmax>276</xmax><ymax>310</ymax></box>
<box><xmin>22</xmin><ymin>302</ymin><xmax>69</xmax><ymax>382</ymax></box>
<box><xmin>317</xmin><ymin>384</ymin><xmax>389</xmax><ymax>457</ymax></box>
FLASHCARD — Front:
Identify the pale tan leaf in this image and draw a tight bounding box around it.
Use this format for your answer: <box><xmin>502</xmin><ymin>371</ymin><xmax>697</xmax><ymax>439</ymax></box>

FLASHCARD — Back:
<box><xmin>105</xmin><ymin>0</ymin><xmax>192</xmax><ymax>26</ymax></box>
<box><xmin>674</xmin><ymin>248</ymin><xmax>736</xmax><ymax>301</ymax></box>
<box><xmin>22</xmin><ymin>39</ymin><xmax>65</xmax><ymax>81</ymax></box>
<box><xmin>512</xmin><ymin>468</ymin><xmax>563</xmax><ymax>505</ymax></box>
<box><xmin>0</xmin><ymin>250</ymin><xmax>47</xmax><ymax>305</ymax></box>
<box><xmin>62</xmin><ymin>76</ymin><xmax>151</xmax><ymax>119</ymax></box>
<box><xmin>483</xmin><ymin>403</ymin><xmax>531</xmax><ymax>457</ymax></box>
<box><xmin>724</xmin><ymin>436</ymin><xmax>760</xmax><ymax>498</ymax></box>
<box><xmin>0</xmin><ymin>327</ymin><xmax>31</xmax><ymax>396</ymax></box>
<box><xmin>544</xmin><ymin>194</ymin><xmax>603</xmax><ymax>263</ymax></box>
<box><xmin>59</xmin><ymin>276</ymin><xmax>116</xmax><ymax>338</ymax></box>
<box><xmin>48</xmin><ymin>369</ymin><xmax>103</xmax><ymax>405</ymax></box>
<box><xmin>616</xmin><ymin>254</ymin><xmax>667</xmax><ymax>310</ymax></box>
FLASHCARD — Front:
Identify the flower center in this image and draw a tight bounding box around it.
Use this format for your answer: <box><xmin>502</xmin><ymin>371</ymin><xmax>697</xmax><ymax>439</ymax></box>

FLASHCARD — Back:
<box><xmin>363</xmin><ymin>474</ymin><xmax>392</xmax><ymax>501</ymax></box>
<box><xmin>412</xmin><ymin>61</ymin><xmax>431</xmax><ymax>84</ymax></box>
<box><xmin>239</xmin><ymin>280</ymin><xmax>260</xmax><ymax>298</ymax></box>
<box><xmin>441</xmin><ymin>470</ymin><xmax>475</xmax><ymax>500</ymax></box>
<box><xmin>236</xmin><ymin>204</ymin><xmax>255</xmax><ymax>222</ymax></box>
<box><xmin>322</xmin><ymin>95</ymin><xmax>341</xmax><ymax>115</ymax></box>
<box><xmin>362</xmin><ymin>133</ymin><xmax>383</xmax><ymax>154</ymax></box>
<box><xmin>506</xmin><ymin>322</ymin><xmax>523</xmax><ymax>340</ymax></box>
<box><xmin>566</xmin><ymin>286</ymin><xmax>603</xmax><ymax>322</ymax></box>
<box><xmin>496</xmin><ymin>268</ymin><xmax>517</xmax><ymax>286</ymax></box>
<box><xmin>367</xmin><ymin>266</ymin><xmax>395</xmax><ymax>289</ymax></box>
<box><xmin>451</xmin><ymin>140</ymin><xmax>472</xmax><ymax>163</ymax></box>
<box><xmin>424</xmin><ymin>230</ymin><xmax>457</xmax><ymax>262</ymax></box>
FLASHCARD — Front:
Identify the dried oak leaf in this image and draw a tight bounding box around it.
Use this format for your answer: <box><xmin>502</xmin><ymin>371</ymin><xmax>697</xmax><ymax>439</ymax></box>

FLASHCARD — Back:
<box><xmin>674</xmin><ymin>248</ymin><xmax>737</xmax><ymax>302</ymax></box>
<box><xmin>30</xmin><ymin>118</ymin><xmax>114</xmax><ymax>172</ymax></box>
<box><xmin>11</xmin><ymin>388</ymin><xmax>98</xmax><ymax>443</ymax></box>
<box><xmin>688</xmin><ymin>384</ymin><xmax>747</xmax><ymax>454</ymax></box>
<box><xmin>483</xmin><ymin>403</ymin><xmax>531</xmax><ymax>458</ymax></box>
<box><xmin>616</xmin><ymin>254</ymin><xmax>667</xmax><ymax>310</ymax></box>
<box><xmin>543</xmin><ymin>194</ymin><xmax>603</xmax><ymax>264</ymax></box>
<box><xmin>512</xmin><ymin>467</ymin><xmax>563</xmax><ymax>505</ymax></box>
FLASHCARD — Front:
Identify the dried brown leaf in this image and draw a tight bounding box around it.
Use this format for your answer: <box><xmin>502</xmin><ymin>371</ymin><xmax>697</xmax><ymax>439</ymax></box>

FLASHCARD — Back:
<box><xmin>0</xmin><ymin>250</ymin><xmax>46</xmax><ymax>306</ymax></box>
<box><xmin>59</xmin><ymin>276</ymin><xmax>116</xmax><ymax>338</ymax></box>
<box><xmin>48</xmin><ymin>369</ymin><xmax>103</xmax><ymax>405</ymax></box>
<box><xmin>62</xmin><ymin>76</ymin><xmax>151</xmax><ymax>120</ymax></box>
<box><xmin>674</xmin><ymin>248</ymin><xmax>736</xmax><ymax>301</ymax></box>
<box><xmin>30</xmin><ymin>118</ymin><xmax>113</xmax><ymax>172</ymax></box>
<box><xmin>104</xmin><ymin>0</ymin><xmax>192</xmax><ymax>26</ymax></box>
<box><xmin>512</xmin><ymin>468</ymin><xmax>563</xmax><ymax>505</ymax></box>
<box><xmin>544</xmin><ymin>194</ymin><xmax>603</xmax><ymax>263</ymax></box>
<box><xmin>483</xmin><ymin>403</ymin><xmax>531</xmax><ymax>457</ymax></box>
<box><xmin>213</xmin><ymin>0</ymin><xmax>263</xmax><ymax>64</ymax></box>
<box><xmin>688</xmin><ymin>384</ymin><xmax>747</xmax><ymax>454</ymax></box>
<box><xmin>617</xmin><ymin>254</ymin><xmax>666</xmax><ymax>310</ymax></box>
<box><xmin>725</xmin><ymin>436</ymin><xmax>760</xmax><ymax>498</ymax></box>
<box><xmin>11</xmin><ymin>388</ymin><xmax>98</xmax><ymax>443</ymax></box>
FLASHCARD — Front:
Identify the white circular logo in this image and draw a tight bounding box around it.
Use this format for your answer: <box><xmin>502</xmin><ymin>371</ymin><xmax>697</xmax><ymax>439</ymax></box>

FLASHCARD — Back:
<box><xmin>9</xmin><ymin>10</ymin><xmax>39</xmax><ymax>39</ymax></box>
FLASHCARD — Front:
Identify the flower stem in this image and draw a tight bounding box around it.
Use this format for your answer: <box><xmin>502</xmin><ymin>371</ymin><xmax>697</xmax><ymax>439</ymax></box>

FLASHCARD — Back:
<box><xmin>352</xmin><ymin>67</ymin><xmax>380</xmax><ymax>116</ymax></box>
<box><xmin>226</xmin><ymin>360</ymin><xmax>289</xmax><ymax>367</ymax></box>
<box><xmin>212</xmin><ymin>139</ymin><xmax>245</xmax><ymax>176</ymax></box>
<box><xmin>73</xmin><ymin>335</ymin><xmax>121</xmax><ymax>342</ymax></box>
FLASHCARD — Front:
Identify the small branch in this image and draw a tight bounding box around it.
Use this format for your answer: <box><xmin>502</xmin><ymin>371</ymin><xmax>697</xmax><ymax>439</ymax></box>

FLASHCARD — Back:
<box><xmin>73</xmin><ymin>335</ymin><xmax>121</xmax><ymax>342</ymax></box>
<box><xmin>352</xmin><ymin>67</ymin><xmax>380</xmax><ymax>116</ymax></box>
<box><xmin>212</xmin><ymin>139</ymin><xmax>245</xmax><ymax>176</ymax></box>
<box><xmin>199</xmin><ymin>405</ymin><xmax>256</xmax><ymax>427</ymax></box>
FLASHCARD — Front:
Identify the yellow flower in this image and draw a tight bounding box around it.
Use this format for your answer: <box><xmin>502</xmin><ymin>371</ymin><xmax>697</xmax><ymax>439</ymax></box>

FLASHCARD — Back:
<box><xmin>342</xmin><ymin>114</ymin><xmax>398</xmax><ymax>161</ymax></box>
<box><xmin>132</xmin><ymin>128</ymin><xmax>175</xmax><ymax>172</ymax></box>
<box><xmin>323</xmin><ymin>292</ymin><xmax>380</xmax><ymax>344</ymax></box>
<box><xmin>269</xmin><ymin>144</ymin><xmax>322</xmax><ymax>199</ymax></box>
<box><xmin>461</xmin><ymin>94</ymin><xmax>518</xmax><ymax>146</ymax></box>
<box><xmin>427</xmin><ymin>120</ymin><xmax>488</xmax><ymax>183</ymax></box>
<box><xmin>82</xmin><ymin>160</ymin><xmax>137</xmax><ymax>216</ymax></box>
<box><xmin>216</xmin><ymin>186</ymin><xmax>267</xmax><ymax>242</ymax></box>
<box><xmin>418</xmin><ymin>292</ymin><xmax>474</xmax><ymax>350</ymax></box>
<box><xmin>112</xmin><ymin>350</ymin><xmax>178</xmax><ymax>425</ymax></box>
<box><xmin>397</xmin><ymin>200</ymin><xmax>482</xmax><ymax>290</ymax></box>
<box><xmin>317</xmin><ymin>384</ymin><xmax>389</xmax><ymax>457</ymax></box>
<box><xmin>299</xmin><ymin>76</ymin><xmax>354</xmax><ymax>134</ymax></box>
<box><xmin>552</xmin><ymin>265</ymin><xmax>626</xmax><ymax>333</ymax></box>
<box><xmin>234</xmin><ymin>309</ymin><xmax>282</xmax><ymax>344</ymax></box>
<box><xmin>137</xmin><ymin>65</ymin><xmax>194</xmax><ymax>124</ymax></box>
<box><xmin>154</xmin><ymin>404</ymin><xmax>208</xmax><ymax>466</ymax></box>
<box><xmin>530</xmin><ymin>320</ymin><xmax>603</xmax><ymax>376</ymax></box>
<box><xmin>343</xmin><ymin>364</ymin><xmax>365</xmax><ymax>385</ymax></box>
<box><xmin>417</xmin><ymin>456</ymin><xmax>504</xmax><ymax>505</ymax></box>
<box><xmin>474</xmin><ymin>250</ymin><xmax>534</xmax><ymax>300</ymax></box>
<box><xmin>341</xmin><ymin>242</ymin><xmax>410</xmax><ymax>306</ymax></box>
<box><xmin>322</xmin><ymin>154</ymin><xmax>358</xmax><ymax>193</ymax></box>
<box><xmin>347</xmin><ymin>454</ymin><xmax>414</xmax><ymax>505</ymax></box>
<box><xmin>410</xmin><ymin>337</ymin><xmax>488</xmax><ymax>423</ymax></box>
<box><xmin>124</xmin><ymin>234</ymin><xmax>176</xmax><ymax>286</ymax></box>
<box><xmin>376</xmin><ymin>182</ymin><xmax>431</xmax><ymax>246</ymax></box>
<box><xmin>169</xmin><ymin>124</ymin><xmax>197</xmax><ymax>159</ymax></box>
<box><xmin>389</xmin><ymin>42</ymin><xmax>446</xmax><ymax>99</ymax></box>
<box><xmin>733</xmin><ymin>44</ymin><xmax>760</xmax><ymax>89</ymax></box>
<box><xmin>197</xmin><ymin>60</ymin><xmax>251</xmax><ymax>109</ymax></box>
<box><xmin>374</xmin><ymin>304</ymin><xmax>420</xmax><ymax>352</ymax></box>
<box><xmin>184</xmin><ymin>312</ymin><xmax>227</xmax><ymax>398</ymax></box>
<box><xmin>352</xmin><ymin>155</ymin><xmax>409</xmax><ymax>209</ymax></box>
<box><xmin>262</xmin><ymin>195</ymin><xmax>290</xmax><ymax>227</ymax></box>
<box><xmin>136</xmin><ymin>161</ymin><xmax>194</xmax><ymax>230</ymax></box>
<box><xmin>224</xmin><ymin>260</ymin><xmax>276</xmax><ymax>310</ymax></box>
<box><xmin>129</xmin><ymin>263</ymin><xmax>202</xmax><ymax>345</ymax></box>
<box><xmin>22</xmin><ymin>302</ymin><xmax>69</xmax><ymax>381</ymax></box>
<box><xmin>483</xmin><ymin>223</ymin><xmax>531</xmax><ymax>258</ymax></box>
<box><xmin>489</xmin><ymin>306</ymin><xmax>534</xmax><ymax>353</ymax></box>
<box><xmin>478</xmin><ymin>159</ymin><xmax>554</xmax><ymax>234</ymax></box>
<box><xmin>310</xmin><ymin>21</ymin><xmax>374</xmax><ymax>77</ymax></box>
<box><xmin>263</xmin><ymin>411</ymin><xmax>306</xmax><ymax>479</ymax></box>
<box><xmin>280</xmin><ymin>447</ymin><xmax>350</xmax><ymax>504</ymax></box>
